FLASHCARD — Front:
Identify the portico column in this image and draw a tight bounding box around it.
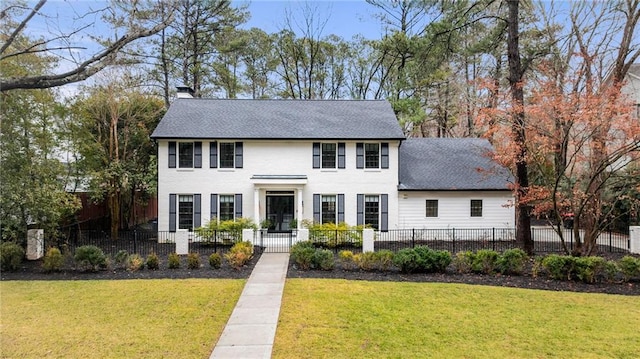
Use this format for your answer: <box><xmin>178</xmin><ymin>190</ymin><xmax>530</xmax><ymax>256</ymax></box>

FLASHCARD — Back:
<box><xmin>296</xmin><ymin>187</ymin><xmax>303</xmax><ymax>229</ymax></box>
<box><xmin>254</xmin><ymin>188</ymin><xmax>260</xmax><ymax>225</ymax></box>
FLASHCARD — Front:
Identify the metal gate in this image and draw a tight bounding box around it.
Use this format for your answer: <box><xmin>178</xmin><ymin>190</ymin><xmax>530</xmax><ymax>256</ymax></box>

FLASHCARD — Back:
<box><xmin>258</xmin><ymin>230</ymin><xmax>296</xmax><ymax>253</ymax></box>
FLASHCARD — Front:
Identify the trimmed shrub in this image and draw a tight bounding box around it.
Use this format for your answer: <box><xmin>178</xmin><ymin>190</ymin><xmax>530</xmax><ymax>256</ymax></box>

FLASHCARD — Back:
<box><xmin>338</xmin><ymin>250</ymin><xmax>357</xmax><ymax>270</ymax></box>
<box><xmin>573</xmin><ymin>256</ymin><xmax>617</xmax><ymax>283</ymax></box>
<box><xmin>313</xmin><ymin>249</ymin><xmax>335</xmax><ymax>270</ymax></box>
<box><xmin>225</xmin><ymin>241</ymin><xmax>254</xmax><ymax>269</ymax></box>
<box><xmin>168</xmin><ymin>252</ymin><xmax>180</xmax><ymax>269</ymax></box>
<box><xmin>376</xmin><ymin>250</ymin><xmax>395</xmax><ymax>271</ymax></box>
<box><xmin>472</xmin><ymin>250</ymin><xmax>499</xmax><ymax>274</ymax></box>
<box><xmin>74</xmin><ymin>245</ymin><xmax>107</xmax><ymax>271</ymax></box>
<box><xmin>430</xmin><ymin>250</ymin><xmax>452</xmax><ymax>273</ymax></box>
<box><xmin>42</xmin><ymin>247</ymin><xmax>64</xmax><ymax>272</ymax></box>
<box><xmin>0</xmin><ymin>242</ymin><xmax>25</xmax><ymax>272</ymax></box>
<box><xmin>146</xmin><ymin>253</ymin><xmax>159</xmax><ymax>270</ymax></box>
<box><xmin>187</xmin><ymin>252</ymin><xmax>201</xmax><ymax>269</ymax></box>
<box><xmin>291</xmin><ymin>241</ymin><xmax>316</xmax><ymax>270</ymax></box>
<box><xmin>453</xmin><ymin>251</ymin><xmax>475</xmax><ymax>273</ymax></box>
<box><xmin>114</xmin><ymin>250</ymin><xmax>129</xmax><ymax>269</ymax></box>
<box><xmin>541</xmin><ymin>254</ymin><xmax>576</xmax><ymax>280</ymax></box>
<box><xmin>393</xmin><ymin>248</ymin><xmax>421</xmax><ymax>274</ymax></box>
<box><xmin>209</xmin><ymin>253</ymin><xmax>222</xmax><ymax>269</ymax></box>
<box><xmin>618</xmin><ymin>256</ymin><xmax>640</xmax><ymax>282</ymax></box>
<box><xmin>354</xmin><ymin>252</ymin><xmax>377</xmax><ymax>271</ymax></box>
<box><xmin>127</xmin><ymin>254</ymin><xmax>144</xmax><ymax>271</ymax></box>
<box><xmin>195</xmin><ymin>217</ymin><xmax>258</xmax><ymax>244</ymax></box>
<box><xmin>303</xmin><ymin>220</ymin><xmax>364</xmax><ymax>248</ymax></box>
<box><xmin>496</xmin><ymin>249</ymin><xmax>528</xmax><ymax>275</ymax></box>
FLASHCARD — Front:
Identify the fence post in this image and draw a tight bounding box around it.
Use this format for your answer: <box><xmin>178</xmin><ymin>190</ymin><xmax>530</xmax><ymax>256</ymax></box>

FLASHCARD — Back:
<box><xmin>133</xmin><ymin>230</ymin><xmax>138</xmax><ymax>254</ymax></box>
<box><xmin>362</xmin><ymin>229</ymin><xmax>374</xmax><ymax>253</ymax></box>
<box><xmin>630</xmin><ymin>227</ymin><xmax>640</xmax><ymax>254</ymax></box>
<box><xmin>411</xmin><ymin>228</ymin><xmax>415</xmax><ymax>248</ymax></box>
<box><xmin>242</xmin><ymin>229</ymin><xmax>254</xmax><ymax>246</ymax></box>
<box><xmin>609</xmin><ymin>230</ymin><xmax>612</xmax><ymax>253</ymax></box>
<box><xmin>175</xmin><ymin>230</ymin><xmax>189</xmax><ymax>255</ymax></box>
<box><xmin>492</xmin><ymin>228</ymin><xmax>496</xmax><ymax>251</ymax></box>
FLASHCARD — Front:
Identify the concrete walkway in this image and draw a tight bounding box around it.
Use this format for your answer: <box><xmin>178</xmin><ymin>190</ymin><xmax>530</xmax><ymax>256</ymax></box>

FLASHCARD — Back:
<box><xmin>210</xmin><ymin>252</ymin><xmax>290</xmax><ymax>359</ymax></box>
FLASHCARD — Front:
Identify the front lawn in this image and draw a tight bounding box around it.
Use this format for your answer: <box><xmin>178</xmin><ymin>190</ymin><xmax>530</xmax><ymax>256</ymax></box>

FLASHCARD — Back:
<box><xmin>274</xmin><ymin>279</ymin><xmax>640</xmax><ymax>358</ymax></box>
<box><xmin>0</xmin><ymin>279</ymin><xmax>245</xmax><ymax>358</ymax></box>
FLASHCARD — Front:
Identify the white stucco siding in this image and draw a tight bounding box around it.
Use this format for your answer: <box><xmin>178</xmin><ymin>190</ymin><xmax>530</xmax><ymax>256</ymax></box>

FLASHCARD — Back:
<box><xmin>397</xmin><ymin>191</ymin><xmax>515</xmax><ymax>229</ymax></box>
<box><xmin>157</xmin><ymin>139</ymin><xmax>401</xmax><ymax>231</ymax></box>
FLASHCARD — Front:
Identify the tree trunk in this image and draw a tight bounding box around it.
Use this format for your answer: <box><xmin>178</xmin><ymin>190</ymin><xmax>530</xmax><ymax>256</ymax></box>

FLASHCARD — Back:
<box><xmin>506</xmin><ymin>0</ymin><xmax>533</xmax><ymax>254</ymax></box>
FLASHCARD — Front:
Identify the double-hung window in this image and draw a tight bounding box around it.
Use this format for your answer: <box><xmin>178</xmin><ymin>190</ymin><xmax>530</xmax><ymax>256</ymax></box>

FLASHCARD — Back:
<box><xmin>219</xmin><ymin>143</ymin><xmax>235</xmax><ymax>168</ymax></box>
<box><xmin>210</xmin><ymin>141</ymin><xmax>243</xmax><ymax>169</ymax></box>
<box><xmin>364</xmin><ymin>143</ymin><xmax>379</xmax><ymax>168</ymax></box>
<box><xmin>169</xmin><ymin>141</ymin><xmax>201</xmax><ymax>168</ymax></box>
<box><xmin>470</xmin><ymin>199</ymin><xmax>483</xmax><ymax>217</ymax></box>
<box><xmin>178</xmin><ymin>195</ymin><xmax>194</xmax><ymax>230</ymax></box>
<box><xmin>219</xmin><ymin>195</ymin><xmax>235</xmax><ymax>221</ymax></box>
<box><xmin>356</xmin><ymin>142</ymin><xmax>389</xmax><ymax>169</ymax></box>
<box><xmin>364</xmin><ymin>195</ymin><xmax>380</xmax><ymax>229</ymax></box>
<box><xmin>321</xmin><ymin>143</ymin><xmax>337</xmax><ymax>168</ymax></box>
<box><xmin>321</xmin><ymin>195</ymin><xmax>337</xmax><ymax>224</ymax></box>
<box><xmin>178</xmin><ymin>143</ymin><xmax>194</xmax><ymax>168</ymax></box>
<box><xmin>425</xmin><ymin>200</ymin><xmax>439</xmax><ymax>217</ymax></box>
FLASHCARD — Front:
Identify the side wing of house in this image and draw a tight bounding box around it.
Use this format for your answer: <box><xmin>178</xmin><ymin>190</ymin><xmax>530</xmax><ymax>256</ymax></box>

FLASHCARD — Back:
<box><xmin>397</xmin><ymin>138</ymin><xmax>515</xmax><ymax>229</ymax></box>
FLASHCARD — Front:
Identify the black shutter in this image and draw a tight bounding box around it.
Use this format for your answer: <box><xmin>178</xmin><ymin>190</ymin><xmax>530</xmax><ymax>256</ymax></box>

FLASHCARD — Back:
<box><xmin>337</xmin><ymin>194</ymin><xmax>345</xmax><ymax>223</ymax></box>
<box><xmin>338</xmin><ymin>143</ymin><xmax>345</xmax><ymax>169</ymax></box>
<box><xmin>168</xmin><ymin>142</ymin><xmax>176</xmax><ymax>168</ymax></box>
<box><xmin>357</xmin><ymin>194</ymin><xmax>364</xmax><ymax>225</ymax></box>
<box><xmin>194</xmin><ymin>142</ymin><xmax>202</xmax><ymax>168</ymax></box>
<box><xmin>235</xmin><ymin>142</ymin><xmax>243</xmax><ymax>168</ymax></box>
<box><xmin>209</xmin><ymin>141</ymin><xmax>218</xmax><ymax>168</ymax></box>
<box><xmin>194</xmin><ymin>194</ymin><xmax>201</xmax><ymax>228</ymax></box>
<box><xmin>313</xmin><ymin>194</ymin><xmax>321</xmax><ymax>222</ymax></box>
<box><xmin>380</xmin><ymin>194</ymin><xmax>388</xmax><ymax>231</ymax></box>
<box><xmin>381</xmin><ymin>142</ymin><xmax>389</xmax><ymax>169</ymax></box>
<box><xmin>235</xmin><ymin>194</ymin><xmax>243</xmax><ymax>218</ymax></box>
<box><xmin>169</xmin><ymin>194</ymin><xmax>176</xmax><ymax>232</ymax></box>
<box><xmin>356</xmin><ymin>143</ymin><xmax>364</xmax><ymax>169</ymax></box>
<box><xmin>312</xmin><ymin>142</ymin><xmax>321</xmax><ymax>168</ymax></box>
<box><xmin>210</xmin><ymin>194</ymin><xmax>218</xmax><ymax>220</ymax></box>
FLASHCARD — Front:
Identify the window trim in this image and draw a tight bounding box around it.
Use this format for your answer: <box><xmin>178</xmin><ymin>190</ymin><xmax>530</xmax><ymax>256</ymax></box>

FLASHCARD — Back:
<box><xmin>219</xmin><ymin>142</ymin><xmax>235</xmax><ymax>169</ymax></box>
<box><xmin>218</xmin><ymin>194</ymin><xmax>235</xmax><ymax>221</ymax></box>
<box><xmin>321</xmin><ymin>143</ymin><xmax>337</xmax><ymax>169</ymax></box>
<box><xmin>178</xmin><ymin>194</ymin><xmax>194</xmax><ymax>230</ymax></box>
<box><xmin>178</xmin><ymin>142</ymin><xmax>194</xmax><ymax>168</ymax></box>
<box><xmin>320</xmin><ymin>194</ymin><xmax>337</xmax><ymax>224</ymax></box>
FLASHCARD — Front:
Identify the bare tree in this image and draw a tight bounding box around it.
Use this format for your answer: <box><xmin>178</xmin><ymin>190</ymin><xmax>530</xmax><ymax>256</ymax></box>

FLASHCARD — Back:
<box><xmin>0</xmin><ymin>0</ymin><xmax>175</xmax><ymax>91</ymax></box>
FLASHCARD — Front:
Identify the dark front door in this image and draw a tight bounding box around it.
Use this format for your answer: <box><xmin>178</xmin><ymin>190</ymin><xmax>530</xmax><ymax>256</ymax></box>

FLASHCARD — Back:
<box><xmin>266</xmin><ymin>193</ymin><xmax>294</xmax><ymax>232</ymax></box>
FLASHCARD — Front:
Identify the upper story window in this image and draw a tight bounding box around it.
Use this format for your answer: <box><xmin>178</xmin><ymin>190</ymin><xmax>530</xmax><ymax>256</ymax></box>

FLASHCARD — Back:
<box><xmin>169</xmin><ymin>141</ymin><xmax>202</xmax><ymax>168</ymax></box>
<box><xmin>364</xmin><ymin>195</ymin><xmax>380</xmax><ymax>229</ymax></box>
<box><xmin>364</xmin><ymin>143</ymin><xmax>379</xmax><ymax>168</ymax></box>
<box><xmin>470</xmin><ymin>199</ymin><xmax>483</xmax><ymax>217</ymax></box>
<box><xmin>356</xmin><ymin>142</ymin><xmax>389</xmax><ymax>169</ymax></box>
<box><xmin>210</xmin><ymin>141</ymin><xmax>243</xmax><ymax>169</ymax></box>
<box><xmin>322</xmin><ymin>143</ymin><xmax>337</xmax><ymax>168</ymax></box>
<box><xmin>179</xmin><ymin>143</ymin><xmax>194</xmax><ymax>168</ymax></box>
<box><xmin>219</xmin><ymin>143</ymin><xmax>235</xmax><ymax>168</ymax></box>
<box><xmin>313</xmin><ymin>142</ymin><xmax>345</xmax><ymax>169</ymax></box>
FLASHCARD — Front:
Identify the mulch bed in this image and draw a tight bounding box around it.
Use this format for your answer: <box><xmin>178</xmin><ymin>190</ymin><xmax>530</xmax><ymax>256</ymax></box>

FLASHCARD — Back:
<box><xmin>2</xmin><ymin>251</ymin><xmax>638</xmax><ymax>296</ymax></box>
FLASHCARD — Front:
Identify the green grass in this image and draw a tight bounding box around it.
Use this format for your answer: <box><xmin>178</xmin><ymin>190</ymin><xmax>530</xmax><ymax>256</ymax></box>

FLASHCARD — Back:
<box><xmin>274</xmin><ymin>279</ymin><xmax>640</xmax><ymax>358</ymax></box>
<box><xmin>1</xmin><ymin>279</ymin><xmax>245</xmax><ymax>358</ymax></box>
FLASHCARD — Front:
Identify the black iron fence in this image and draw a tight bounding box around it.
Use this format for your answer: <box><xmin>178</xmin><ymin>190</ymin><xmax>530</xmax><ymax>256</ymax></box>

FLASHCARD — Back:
<box><xmin>374</xmin><ymin>227</ymin><xmax>630</xmax><ymax>254</ymax></box>
<box><xmin>42</xmin><ymin>226</ymin><xmax>630</xmax><ymax>258</ymax></box>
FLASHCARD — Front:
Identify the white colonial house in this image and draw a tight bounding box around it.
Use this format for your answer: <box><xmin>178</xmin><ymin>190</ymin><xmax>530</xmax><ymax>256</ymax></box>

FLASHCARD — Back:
<box><xmin>150</xmin><ymin>90</ymin><xmax>515</xmax><ymax>233</ymax></box>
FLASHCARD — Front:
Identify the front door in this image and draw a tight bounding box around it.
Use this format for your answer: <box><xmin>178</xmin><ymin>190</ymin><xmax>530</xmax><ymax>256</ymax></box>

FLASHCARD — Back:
<box><xmin>266</xmin><ymin>192</ymin><xmax>294</xmax><ymax>232</ymax></box>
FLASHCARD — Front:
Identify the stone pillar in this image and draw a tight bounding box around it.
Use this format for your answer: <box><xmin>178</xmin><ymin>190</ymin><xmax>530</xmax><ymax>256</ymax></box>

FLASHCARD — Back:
<box><xmin>175</xmin><ymin>230</ymin><xmax>189</xmax><ymax>255</ymax></box>
<box><xmin>630</xmin><ymin>226</ymin><xmax>640</xmax><ymax>254</ymax></box>
<box><xmin>26</xmin><ymin>229</ymin><xmax>44</xmax><ymax>260</ymax></box>
<box><xmin>363</xmin><ymin>228</ymin><xmax>375</xmax><ymax>253</ymax></box>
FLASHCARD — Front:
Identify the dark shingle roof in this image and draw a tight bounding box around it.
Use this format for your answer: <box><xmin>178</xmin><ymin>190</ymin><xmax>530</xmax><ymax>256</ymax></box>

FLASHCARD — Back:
<box><xmin>151</xmin><ymin>99</ymin><xmax>405</xmax><ymax>140</ymax></box>
<box><xmin>399</xmin><ymin>138</ymin><xmax>513</xmax><ymax>191</ymax></box>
